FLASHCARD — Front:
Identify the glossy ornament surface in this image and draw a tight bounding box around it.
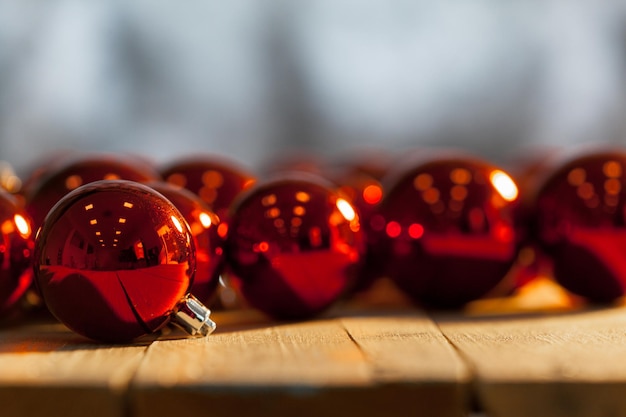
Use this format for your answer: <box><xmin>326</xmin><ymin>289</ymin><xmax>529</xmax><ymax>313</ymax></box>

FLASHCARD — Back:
<box><xmin>371</xmin><ymin>153</ymin><xmax>519</xmax><ymax>308</ymax></box>
<box><xmin>34</xmin><ymin>180</ymin><xmax>209</xmax><ymax>342</ymax></box>
<box><xmin>227</xmin><ymin>175</ymin><xmax>364</xmax><ymax>319</ymax></box>
<box><xmin>532</xmin><ymin>148</ymin><xmax>626</xmax><ymax>302</ymax></box>
<box><xmin>0</xmin><ymin>190</ymin><xmax>34</xmax><ymax>315</ymax></box>
<box><xmin>160</xmin><ymin>155</ymin><xmax>256</xmax><ymax>222</ymax></box>
<box><xmin>25</xmin><ymin>153</ymin><xmax>161</xmax><ymax>230</ymax></box>
<box><xmin>147</xmin><ymin>182</ymin><xmax>224</xmax><ymax>304</ymax></box>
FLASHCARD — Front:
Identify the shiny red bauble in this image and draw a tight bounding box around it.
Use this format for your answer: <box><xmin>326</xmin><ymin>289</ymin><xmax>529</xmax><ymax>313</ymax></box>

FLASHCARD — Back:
<box><xmin>25</xmin><ymin>152</ymin><xmax>160</xmax><ymax>230</ymax></box>
<box><xmin>34</xmin><ymin>180</ymin><xmax>197</xmax><ymax>342</ymax></box>
<box><xmin>531</xmin><ymin>148</ymin><xmax>626</xmax><ymax>302</ymax></box>
<box><xmin>0</xmin><ymin>190</ymin><xmax>34</xmax><ymax>315</ymax></box>
<box><xmin>160</xmin><ymin>155</ymin><xmax>256</xmax><ymax>222</ymax></box>
<box><xmin>226</xmin><ymin>174</ymin><xmax>365</xmax><ymax>319</ymax></box>
<box><xmin>147</xmin><ymin>182</ymin><xmax>224</xmax><ymax>304</ymax></box>
<box><xmin>371</xmin><ymin>152</ymin><xmax>519</xmax><ymax>308</ymax></box>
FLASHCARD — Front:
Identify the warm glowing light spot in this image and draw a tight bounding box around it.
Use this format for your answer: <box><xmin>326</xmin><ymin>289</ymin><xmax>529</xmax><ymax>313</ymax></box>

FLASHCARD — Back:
<box><xmin>489</xmin><ymin>170</ymin><xmax>518</xmax><ymax>201</ymax></box>
<box><xmin>199</xmin><ymin>212</ymin><xmax>213</xmax><ymax>228</ymax></box>
<box><xmin>84</xmin><ymin>204</ymin><xmax>94</xmax><ymax>211</ymax></box>
<box><xmin>171</xmin><ymin>216</ymin><xmax>184</xmax><ymax>233</ymax></box>
<box><xmin>217</xmin><ymin>223</ymin><xmax>228</xmax><ymax>238</ymax></box>
<box><xmin>198</xmin><ymin>186</ymin><xmax>217</xmax><ymax>204</ymax></box>
<box><xmin>408</xmin><ymin>223</ymin><xmax>424</xmax><ymax>239</ymax></box>
<box><xmin>123</xmin><ymin>201</ymin><xmax>134</xmax><ymax>209</ymax></box>
<box><xmin>295</xmin><ymin>191</ymin><xmax>311</xmax><ymax>203</ymax></box>
<box><xmin>118</xmin><ymin>218</ymin><xmax>127</xmax><ymax>224</ymax></box>
<box><xmin>604</xmin><ymin>178</ymin><xmax>621</xmax><ymax>195</ymax></box>
<box><xmin>494</xmin><ymin>223</ymin><xmax>514</xmax><ymax>242</ymax></box>
<box><xmin>291</xmin><ymin>217</ymin><xmax>302</xmax><ymax>227</ymax></box>
<box><xmin>309</xmin><ymin>226</ymin><xmax>323</xmax><ymax>247</ymax></box>
<box><xmin>95</xmin><ymin>231</ymin><xmax>101</xmax><ymax>236</ymax></box>
<box><xmin>450</xmin><ymin>168</ymin><xmax>472</xmax><ymax>185</ymax></box>
<box><xmin>567</xmin><ymin>168</ymin><xmax>586</xmax><ymax>186</ymax></box>
<box><xmin>386</xmin><ymin>221</ymin><xmax>401</xmax><ymax>238</ymax></box>
<box><xmin>293</xmin><ymin>206</ymin><xmax>306</xmax><ymax>216</ymax></box>
<box><xmin>65</xmin><ymin>175</ymin><xmax>82</xmax><ymax>190</ymax></box>
<box><xmin>274</xmin><ymin>218</ymin><xmax>285</xmax><ymax>228</ymax></box>
<box><xmin>104</xmin><ymin>173</ymin><xmax>120</xmax><ymax>180</ymax></box>
<box><xmin>262</xmin><ymin>194</ymin><xmax>277</xmax><ymax>206</ymax></box>
<box><xmin>99</xmin><ymin>239</ymin><xmax>104</xmax><ymax>243</ymax></box>
<box><xmin>113</xmin><ymin>239</ymin><xmax>118</xmax><ymax>242</ymax></box>
<box><xmin>450</xmin><ymin>185</ymin><xmax>468</xmax><ymax>201</ymax></box>
<box><xmin>90</xmin><ymin>219</ymin><xmax>98</xmax><ymax>225</ymax></box>
<box><xmin>603</xmin><ymin>160</ymin><xmax>622</xmax><ymax>178</ymax></box>
<box><xmin>422</xmin><ymin>188</ymin><xmax>440</xmax><ymax>204</ymax></box>
<box><xmin>414</xmin><ymin>173</ymin><xmax>433</xmax><ymax>191</ymax></box>
<box><xmin>266</xmin><ymin>207</ymin><xmax>281</xmax><ymax>218</ymax></box>
<box><xmin>336</xmin><ymin>198</ymin><xmax>356</xmax><ymax>221</ymax></box>
<box><xmin>0</xmin><ymin>220</ymin><xmax>12</xmax><ymax>234</ymax></box>
<box><xmin>13</xmin><ymin>214</ymin><xmax>30</xmax><ymax>237</ymax></box>
<box><xmin>258</xmin><ymin>241</ymin><xmax>269</xmax><ymax>252</ymax></box>
<box><xmin>166</xmin><ymin>173</ymin><xmax>187</xmax><ymax>187</ymax></box>
<box><xmin>115</xmin><ymin>230</ymin><xmax>121</xmax><ymax>235</ymax></box>
<box><xmin>577</xmin><ymin>182</ymin><xmax>594</xmax><ymax>200</ymax></box>
<box><xmin>243</xmin><ymin>179</ymin><xmax>256</xmax><ymax>189</ymax></box>
<box><xmin>202</xmin><ymin>170</ymin><xmax>224</xmax><ymax>188</ymax></box>
<box><xmin>362</xmin><ymin>184</ymin><xmax>383</xmax><ymax>205</ymax></box>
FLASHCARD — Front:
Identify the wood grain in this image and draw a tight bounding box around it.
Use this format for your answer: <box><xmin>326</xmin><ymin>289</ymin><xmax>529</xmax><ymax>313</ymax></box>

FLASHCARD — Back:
<box><xmin>437</xmin><ymin>307</ymin><xmax>626</xmax><ymax>417</ymax></box>
<box><xmin>0</xmin><ymin>321</ymin><xmax>148</xmax><ymax>417</ymax></box>
<box><xmin>129</xmin><ymin>310</ymin><xmax>469</xmax><ymax>417</ymax></box>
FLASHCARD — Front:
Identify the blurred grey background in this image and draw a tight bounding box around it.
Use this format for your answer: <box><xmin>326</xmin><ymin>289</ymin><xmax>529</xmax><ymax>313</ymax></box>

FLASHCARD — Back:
<box><xmin>1</xmin><ymin>0</ymin><xmax>626</xmax><ymax>173</ymax></box>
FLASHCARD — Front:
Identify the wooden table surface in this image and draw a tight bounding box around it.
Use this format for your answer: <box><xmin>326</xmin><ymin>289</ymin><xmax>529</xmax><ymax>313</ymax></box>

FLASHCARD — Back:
<box><xmin>2</xmin><ymin>278</ymin><xmax>626</xmax><ymax>417</ymax></box>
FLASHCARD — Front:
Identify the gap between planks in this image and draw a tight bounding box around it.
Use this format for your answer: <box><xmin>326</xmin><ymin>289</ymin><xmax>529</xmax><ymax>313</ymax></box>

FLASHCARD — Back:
<box><xmin>128</xmin><ymin>309</ymin><xmax>470</xmax><ymax>417</ymax></box>
<box><xmin>434</xmin><ymin>306</ymin><xmax>626</xmax><ymax>417</ymax></box>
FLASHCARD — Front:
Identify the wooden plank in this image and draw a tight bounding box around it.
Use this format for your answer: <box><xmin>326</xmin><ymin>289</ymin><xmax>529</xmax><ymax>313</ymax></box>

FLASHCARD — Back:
<box><xmin>437</xmin><ymin>307</ymin><xmax>626</xmax><ymax>417</ymax></box>
<box><xmin>0</xmin><ymin>321</ymin><xmax>148</xmax><ymax>417</ymax></box>
<box><xmin>130</xmin><ymin>309</ymin><xmax>469</xmax><ymax>417</ymax></box>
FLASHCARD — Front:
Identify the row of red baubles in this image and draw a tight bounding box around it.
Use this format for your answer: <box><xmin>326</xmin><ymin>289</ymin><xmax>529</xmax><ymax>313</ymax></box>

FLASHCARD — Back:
<box><xmin>0</xmin><ymin>145</ymin><xmax>621</xmax><ymax>342</ymax></box>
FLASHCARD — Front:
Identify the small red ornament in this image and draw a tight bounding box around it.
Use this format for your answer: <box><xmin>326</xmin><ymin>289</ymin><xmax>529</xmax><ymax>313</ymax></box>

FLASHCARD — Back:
<box><xmin>34</xmin><ymin>180</ymin><xmax>215</xmax><ymax>342</ymax></box>
<box><xmin>0</xmin><ymin>190</ymin><xmax>34</xmax><ymax>316</ymax></box>
<box><xmin>147</xmin><ymin>182</ymin><xmax>225</xmax><ymax>304</ymax></box>
<box><xmin>371</xmin><ymin>151</ymin><xmax>519</xmax><ymax>308</ymax></box>
<box><xmin>532</xmin><ymin>147</ymin><xmax>626</xmax><ymax>302</ymax></box>
<box><xmin>160</xmin><ymin>155</ymin><xmax>256</xmax><ymax>222</ymax></box>
<box><xmin>25</xmin><ymin>152</ymin><xmax>161</xmax><ymax>230</ymax></box>
<box><xmin>226</xmin><ymin>174</ymin><xmax>365</xmax><ymax>319</ymax></box>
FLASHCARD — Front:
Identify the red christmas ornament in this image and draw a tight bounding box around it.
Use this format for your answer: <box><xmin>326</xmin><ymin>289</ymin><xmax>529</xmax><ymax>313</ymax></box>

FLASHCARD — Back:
<box><xmin>371</xmin><ymin>152</ymin><xmax>519</xmax><ymax>308</ymax></box>
<box><xmin>226</xmin><ymin>174</ymin><xmax>365</xmax><ymax>319</ymax></box>
<box><xmin>160</xmin><ymin>155</ymin><xmax>256</xmax><ymax>222</ymax></box>
<box><xmin>532</xmin><ymin>147</ymin><xmax>626</xmax><ymax>302</ymax></box>
<box><xmin>34</xmin><ymin>180</ymin><xmax>215</xmax><ymax>342</ymax></box>
<box><xmin>25</xmin><ymin>152</ymin><xmax>161</xmax><ymax>230</ymax></box>
<box><xmin>0</xmin><ymin>190</ymin><xmax>34</xmax><ymax>315</ymax></box>
<box><xmin>147</xmin><ymin>182</ymin><xmax>225</xmax><ymax>304</ymax></box>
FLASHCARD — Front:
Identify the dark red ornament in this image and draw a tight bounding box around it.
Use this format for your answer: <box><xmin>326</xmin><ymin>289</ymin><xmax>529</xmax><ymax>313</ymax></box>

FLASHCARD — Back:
<box><xmin>25</xmin><ymin>152</ymin><xmax>161</xmax><ymax>231</ymax></box>
<box><xmin>147</xmin><ymin>182</ymin><xmax>224</xmax><ymax>304</ymax></box>
<box><xmin>371</xmin><ymin>152</ymin><xmax>519</xmax><ymax>308</ymax></box>
<box><xmin>532</xmin><ymin>147</ymin><xmax>626</xmax><ymax>302</ymax></box>
<box><xmin>34</xmin><ymin>180</ymin><xmax>215</xmax><ymax>342</ymax></box>
<box><xmin>160</xmin><ymin>155</ymin><xmax>256</xmax><ymax>222</ymax></box>
<box><xmin>0</xmin><ymin>190</ymin><xmax>34</xmax><ymax>316</ymax></box>
<box><xmin>226</xmin><ymin>174</ymin><xmax>365</xmax><ymax>319</ymax></box>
